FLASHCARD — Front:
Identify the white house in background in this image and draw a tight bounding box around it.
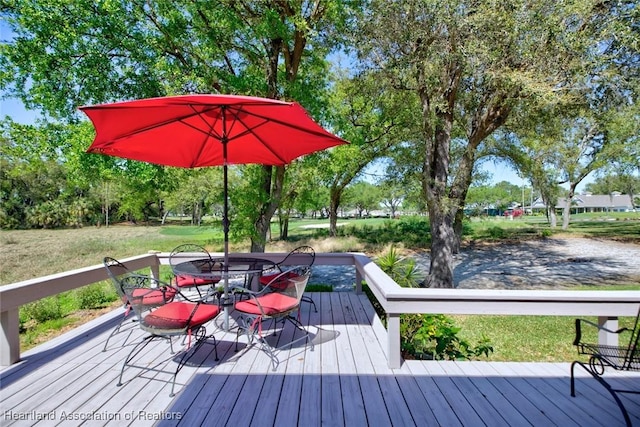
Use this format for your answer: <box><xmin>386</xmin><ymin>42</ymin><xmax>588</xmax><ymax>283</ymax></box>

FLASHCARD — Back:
<box><xmin>531</xmin><ymin>192</ymin><xmax>636</xmax><ymax>213</ymax></box>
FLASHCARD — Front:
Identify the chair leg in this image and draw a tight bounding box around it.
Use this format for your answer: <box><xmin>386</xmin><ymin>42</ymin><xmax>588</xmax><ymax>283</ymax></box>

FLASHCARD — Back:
<box><xmin>302</xmin><ymin>295</ymin><xmax>317</xmax><ymax>312</ymax></box>
<box><xmin>118</xmin><ymin>328</ymin><xmax>219</xmax><ymax>397</ymax></box>
<box><xmin>103</xmin><ymin>309</ymin><xmax>138</xmax><ymax>352</ymax></box>
<box><xmin>235</xmin><ymin>327</ymin><xmax>243</xmax><ymax>352</ymax></box>
<box><xmin>285</xmin><ymin>315</ymin><xmax>314</xmax><ymax>352</ymax></box>
<box><xmin>253</xmin><ymin>333</ymin><xmax>279</xmax><ymax>371</ymax></box>
<box><xmin>103</xmin><ymin>316</ymin><xmax>126</xmax><ymax>352</ymax></box>
<box><xmin>235</xmin><ymin>315</ymin><xmax>256</xmax><ymax>352</ymax></box>
<box><xmin>117</xmin><ymin>335</ymin><xmax>155</xmax><ymax>387</ymax></box>
<box><xmin>255</xmin><ymin>315</ymin><xmax>314</xmax><ymax>371</ymax></box>
<box><xmin>170</xmin><ymin>327</ymin><xmax>218</xmax><ymax>397</ymax></box>
<box><xmin>571</xmin><ymin>359</ymin><xmax>633</xmax><ymax>427</ymax></box>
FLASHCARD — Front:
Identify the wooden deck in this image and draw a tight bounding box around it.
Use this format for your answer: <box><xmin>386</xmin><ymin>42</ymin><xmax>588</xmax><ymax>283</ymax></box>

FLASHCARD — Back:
<box><xmin>2</xmin><ymin>292</ymin><xmax>640</xmax><ymax>427</ymax></box>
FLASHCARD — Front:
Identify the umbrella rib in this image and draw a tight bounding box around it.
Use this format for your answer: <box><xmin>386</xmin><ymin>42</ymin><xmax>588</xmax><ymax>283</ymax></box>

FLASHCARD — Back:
<box><xmin>236</xmin><ymin>105</ymin><xmax>343</xmax><ymax>140</ymax></box>
<box><xmin>183</xmin><ymin>104</ymin><xmax>291</xmax><ymax>165</ymax></box>
<box><xmin>186</xmin><ymin>102</ymin><xmax>343</xmax><ymax>145</ymax></box>
<box><xmin>220</xmin><ymin>104</ymin><xmax>346</xmax><ymax>163</ymax></box>
<box><xmin>90</xmin><ymin>107</ymin><xmax>222</xmax><ymax>145</ymax></box>
<box><xmin>227</xmin><ymin>107</ymin><xmax>289</xmax><ymax>164</ymax></box>
<box><xmin>186</xmin><ymin>105</ymin><xmax>225</xmax><ymax>167</ymax></box>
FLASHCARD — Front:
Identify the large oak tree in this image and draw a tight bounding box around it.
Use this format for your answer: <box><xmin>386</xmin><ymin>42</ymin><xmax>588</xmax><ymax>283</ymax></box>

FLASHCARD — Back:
<box><xmin>352</xmin><ymin>0</ymin><xmax>627</xmax><ymax>287</ymax></box>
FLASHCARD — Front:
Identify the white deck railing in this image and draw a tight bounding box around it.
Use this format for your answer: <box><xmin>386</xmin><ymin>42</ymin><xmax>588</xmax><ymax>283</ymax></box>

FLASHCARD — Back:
<box><xmin>2</xmin><ymin>251</ymin><xmax>639</xmax><ymax>368</ymax></box>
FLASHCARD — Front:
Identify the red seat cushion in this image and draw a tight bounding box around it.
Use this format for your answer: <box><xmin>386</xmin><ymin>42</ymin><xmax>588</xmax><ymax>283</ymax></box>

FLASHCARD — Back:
<box><xmin>130</xmin><ymin>287</ymin><xmax>176</xmax><ymax>306</ymax></box>
<box><xmin>143</xmin><ymin>302</ymin><xmax>220</xmax><ymax>329</ymax></box>
<box><xmin>235</xmin><ymin>293</ymin><xmax>298</xmax><ymax>317</ymax></box>
<box><xmin>175</xmin><ymin>275</ymin><xmax>219</xmax><ymax>287</ymax></box>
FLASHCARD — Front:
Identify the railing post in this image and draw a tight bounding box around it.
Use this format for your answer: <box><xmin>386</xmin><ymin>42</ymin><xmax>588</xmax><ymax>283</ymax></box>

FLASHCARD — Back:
<box><xmin>1</xmin><ymin>308</ymin><xmax>20</xmax><ymax>365</ymax></box>
<box><xmin>387</xmin><ymin>312</ymin><xmax>401</xmax><ymax>369</ymax></box>
<box><xmin>355</xmin><ymin>266</ymin><xmax>363</xmax><ymax>294</ymax></box>
<box><xmin>598</xmin><ymin>316</ymin><xmax>618</xmax><ymax>347</ymax></box>
<box><xmin>148</xmin><ymin>251</ymin><xmax>161</xmax><ymax>280</ymax></box>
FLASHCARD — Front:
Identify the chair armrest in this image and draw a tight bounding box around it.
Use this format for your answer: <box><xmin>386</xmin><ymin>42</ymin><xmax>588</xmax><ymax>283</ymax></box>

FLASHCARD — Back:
<box><xmin>573</xmin><ymin>317</ymin><xmax>630</xmax><ymax>346</ymax></box>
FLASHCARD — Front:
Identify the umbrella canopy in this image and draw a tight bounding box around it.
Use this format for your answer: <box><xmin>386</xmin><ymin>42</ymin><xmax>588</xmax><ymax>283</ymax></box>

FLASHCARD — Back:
<box><xmin>80</xmin><ymin>94</ymin><xmax>347</xmax><ymax>329</ymax></box>
<box><xmin>81</xmin><ymin>94</ymin><xmax>346</xmax><ymax>167</ymax></box>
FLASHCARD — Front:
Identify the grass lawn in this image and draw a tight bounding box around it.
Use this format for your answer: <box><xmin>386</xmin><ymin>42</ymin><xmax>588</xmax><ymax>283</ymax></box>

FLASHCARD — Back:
<box><xmin>452</xmin><ymin>312</ymin><xmax>637</xmax><ymax>362</ymax></box>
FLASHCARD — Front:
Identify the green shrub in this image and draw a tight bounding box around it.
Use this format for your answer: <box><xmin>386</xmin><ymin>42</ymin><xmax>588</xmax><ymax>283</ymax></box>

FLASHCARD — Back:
<box><xmin>24</xmin><ymin>199</ymin><xmax>92</xmax><ymax>229</ymax></box>
<box><xmin>21</xmin><ymin>296</ymin><xmax>63</xmax><ymax>323</ymax></box>
<box><xmin>395</xmin><ymin>217</ymin><xmax>431</xmax><ymax>247</ymax></box>
<box><xmin>400</xmin><ymin>313</ymin><xmax>493</xmax><ymax>360</ymax></box>
<box><xmin>461</xmin><ymin>220</ymin><xmax>474</xmax><ymax>238</ymax></box>
<box><xmin>376</xmin><ymin>245</ymin><xmax>422</xmax><ymax>287</ymax></box>
<box><xmin>374</xmin><ymin>246</ymin><xmax>493</xmax><ymax>361</ymax></box>
<box><xmin>333</xmin><ymin>216</ymin><xmax>431</xmax><ymax>247</ymax></box>
<box><xmin>306</xmin><ymin>284</ymin><xmax>333</xmax><ymax>292</ymax></box>
<box><xmin>76</xmin><ymin>283</ymin><xmax>118</xmax><ymax>309</ymax></box>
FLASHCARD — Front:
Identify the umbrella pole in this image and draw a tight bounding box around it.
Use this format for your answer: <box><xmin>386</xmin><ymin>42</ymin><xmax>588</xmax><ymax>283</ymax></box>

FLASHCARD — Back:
<box><xmin>223</xmin><ymin>137</ymin><xmax>230</xmax><ymax>331</ymax></box>
<box><xmin>220</xmin><ymin>109</ymin><xmax>232</xmax><ymax>331</ymax></box>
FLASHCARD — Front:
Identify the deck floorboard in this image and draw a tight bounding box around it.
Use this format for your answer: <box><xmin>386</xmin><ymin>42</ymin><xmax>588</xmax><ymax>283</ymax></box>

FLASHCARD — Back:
<box><xmin>2</xmin><ymin>292</ymin><xmax>640</xmax><ymax>427</ymax></box>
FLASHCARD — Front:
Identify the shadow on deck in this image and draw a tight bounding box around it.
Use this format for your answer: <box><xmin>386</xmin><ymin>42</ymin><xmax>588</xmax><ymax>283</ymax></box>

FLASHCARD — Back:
<box><xmin>2</xmin><ymin>292</ymin><xmax>639</xmax><ymax>427</ymax></box>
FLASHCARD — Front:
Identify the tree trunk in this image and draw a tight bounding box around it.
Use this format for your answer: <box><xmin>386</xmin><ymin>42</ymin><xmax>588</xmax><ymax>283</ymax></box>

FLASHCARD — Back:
<box><xmin>423</xmin><ymin>208</ymin><xmax>456</xmax><ymax>288</ymax></box>
<box><xmin>561</xmin><ymin>202</ymin><xmax>571</xmax><ymax>230</ymax></box>
<box><xmin>251</xmin><ymin>165</ymin><xmax>284</xmax><ymax>252</ymax></box>
<box><xmin>548</xmin><ymin>205</ymin><xmax>557</xmax><ymax>228</ymax></box>
<box><xmin>453</xmin><ymin>208</ymin><xmax>464</xmax><ymax>254</ymax></box>
<box><xmin>421</xmin><ymin>99</ymin><xmax>457</xmax><ymax>288</ymax></box>
<box><xmin>451</xmin><ymin>169</ymin><xmax>474</xmax><ymax>254</ymax></box>
<box><xmin>329</xmin><ymin>186</ymin><xmax>343</xmax><ymax>237</ymax></box>
<box><xmin>277</xmin><ymin>207</ymin><xmax>291</xmax><ymax>240</ymax></box>
<box><xmin>281</xmin><ymin>214</ymin><xmax>289</xmax><ymax>240</ymax></box>
<box><xmin>103</xmin><ymin>181</ymin><xmax>110</xmax><ymax>228</ymax></box>
<box><xmin>562</xmin><ymin>184</ymin><xmax>576</xmax><ymax>230</ymax></box>
<box><xmin>158</xmin><ymin>199</ymin><xmax>165</xmax><ymax>225</ymax></box>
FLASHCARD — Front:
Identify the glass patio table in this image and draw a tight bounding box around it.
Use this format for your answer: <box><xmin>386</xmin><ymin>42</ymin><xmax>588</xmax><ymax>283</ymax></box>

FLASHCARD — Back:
<box><xmin>173</xmin><ymin>256</ymin><xmax>273</xmax><ymax>279</ymax></box>
<box><xmin>172</xmin><ymin>256</ymin><xmax>276</xmax><ymax>330</ymax></box>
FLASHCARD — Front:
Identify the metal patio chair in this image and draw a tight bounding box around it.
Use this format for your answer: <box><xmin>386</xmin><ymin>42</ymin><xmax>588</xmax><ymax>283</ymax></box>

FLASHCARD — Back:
<box><xmin>117</xmin><ymin>274</ymin><xmax>221</xmax><ymax>397</ymax></box>
<box><xmin>571</xmin><ymin>307</ymin><xmax>640</xmax><ymax>427</ymax></box>
<box><xmin>259</xmin><ymin>245</ymin><xmax>317</xmax><ymax>312</ymax></box>
<box><xmin>102</xmin><ymin>257</ymin><xmax>176</xmax><ymax>351</ymax></box>
<box><xmin>169</xmin><ymin>244</ymin><xmax>221</xmax><ymax>300</ymax></box>
<box><xmin>234</xmin><ymin>266</ymin><xmax>313</xmax><ymax>371</ymax></box>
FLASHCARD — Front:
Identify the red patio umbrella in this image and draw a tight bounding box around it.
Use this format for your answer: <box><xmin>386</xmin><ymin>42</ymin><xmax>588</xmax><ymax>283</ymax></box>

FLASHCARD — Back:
<box><xmin>80</xmin><ymin>94</ymin><xmax>347</xmax><ymax>328</ymax></box>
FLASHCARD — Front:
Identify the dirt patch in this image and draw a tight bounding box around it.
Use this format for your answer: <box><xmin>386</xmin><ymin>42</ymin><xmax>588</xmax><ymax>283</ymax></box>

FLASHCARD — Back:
<box><xmin>412</xmin><ymin>237</ymin><xmax>640</xmax><ymax>289</ymax></box>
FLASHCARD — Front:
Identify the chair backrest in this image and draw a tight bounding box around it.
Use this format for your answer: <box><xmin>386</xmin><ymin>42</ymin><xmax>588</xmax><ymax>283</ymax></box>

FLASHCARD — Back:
<box><xmin>103</xmin><ymin>257</ymin><xmax>133</xmax><ymax>301</ymax></box>
<box><xmin>104</xmin><ymin>258</ymin><xmax>176</xmax><ymax>312</ymax></box>
<box><xmin>118</xmin><ymin>274</ymin><xmax>177</xmax><ymax>318</ymax></box>
<box><xmin>169</xmin><ymin>244</ymin><xmax>212</xmax><ymax>269</ymax></box>
<box><xmin>280</xmin><ymin>245</ymin><xmax>315</xmax><ymax>268</ymax></box>
<box><xmin>265</xmin><ymin>266</ymin><xmax>312</xmax><ymax>305</ymax></box>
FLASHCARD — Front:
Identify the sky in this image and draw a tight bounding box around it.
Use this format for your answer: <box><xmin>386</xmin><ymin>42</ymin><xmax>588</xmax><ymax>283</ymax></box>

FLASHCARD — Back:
<box><xmin>0</xmin><ymin>96</ymin><xmax>39</xmax><ymax>123</ymax></box>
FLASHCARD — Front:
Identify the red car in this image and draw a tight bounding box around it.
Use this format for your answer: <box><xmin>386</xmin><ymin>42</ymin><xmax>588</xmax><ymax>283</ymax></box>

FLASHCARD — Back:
<box><xmin>504</xmin><ymin>209</ymin><xmax>524</xmax><ymax>217</ymax></box>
